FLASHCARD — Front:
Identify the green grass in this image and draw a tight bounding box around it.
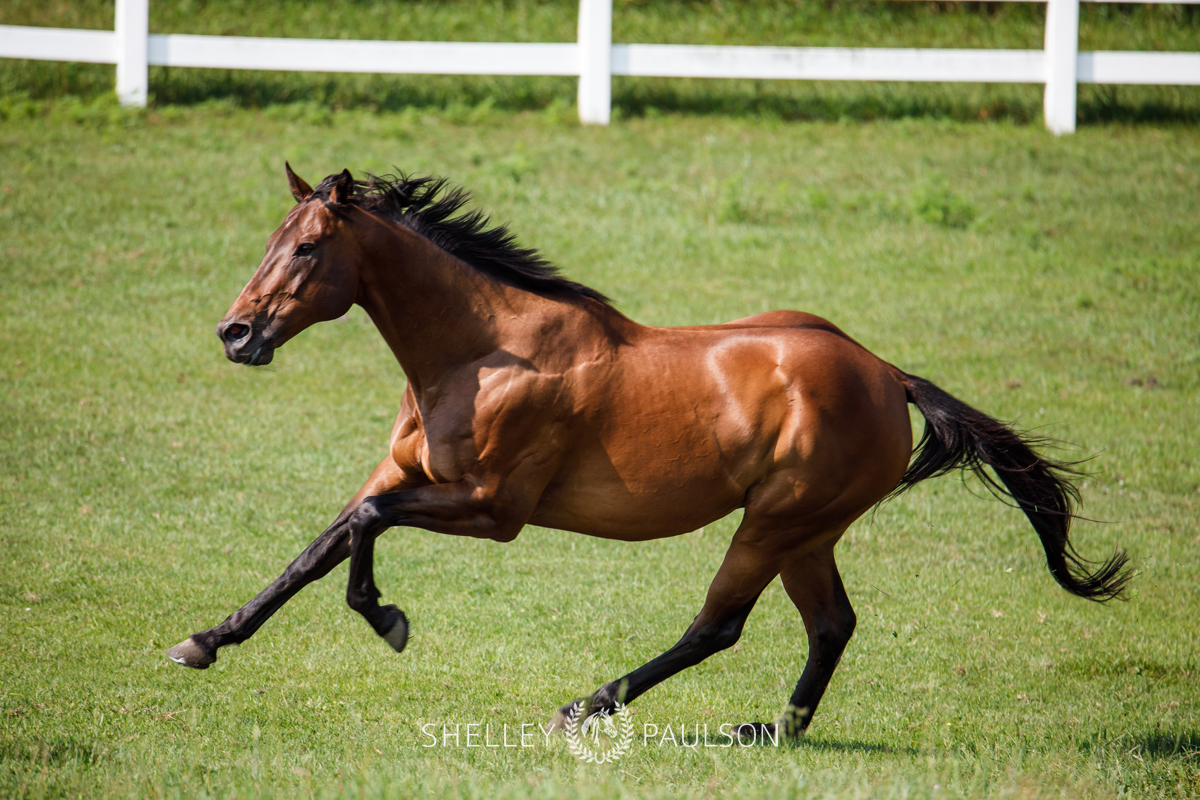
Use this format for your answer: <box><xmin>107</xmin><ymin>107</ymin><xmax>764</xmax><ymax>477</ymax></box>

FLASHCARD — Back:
<box><xmin>2</xmin><ymin>5</ymin><xmax>1199</xmax><ymax>797</ymax></box>
<box><xmin>2</xmin><ymin>0</ymin><xmax>1199</xmax><ymax>123</ymax></box>
<box><xmin>2</xmin><ymin>101</ymin><xmax>1198</xmax><ymax>800</ymax></box>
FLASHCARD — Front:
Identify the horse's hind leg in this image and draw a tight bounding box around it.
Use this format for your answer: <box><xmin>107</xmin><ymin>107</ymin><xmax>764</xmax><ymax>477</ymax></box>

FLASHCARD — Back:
<box><xmin>735</xmin><ymin>542</ymin><xmax>856</xmax><ymax>739</ymax></box>
<box><xmin>547</xmin><ymin>526</ymin><xmax>780</xmax><ymax>730</ymax></box>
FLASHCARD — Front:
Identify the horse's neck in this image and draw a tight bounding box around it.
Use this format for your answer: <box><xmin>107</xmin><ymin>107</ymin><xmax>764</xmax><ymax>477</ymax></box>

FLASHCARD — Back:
<box><xmin>354</xmin><ymin>216</ymin><xmax>555</xmax><ymax>389</ymax></box>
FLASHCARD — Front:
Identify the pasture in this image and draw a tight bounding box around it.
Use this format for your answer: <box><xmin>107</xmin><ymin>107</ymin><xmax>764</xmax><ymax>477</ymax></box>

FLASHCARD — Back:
<box><xmin>2</xmin><ymin>4</ymin><xmax>1199</xmax><ymax>798</ymax></box>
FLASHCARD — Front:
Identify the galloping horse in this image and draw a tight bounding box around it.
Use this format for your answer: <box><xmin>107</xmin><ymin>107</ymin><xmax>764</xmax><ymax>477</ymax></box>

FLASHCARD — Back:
<box><xmin>169</xmin><ymin>166</ymin><xmax>1129</xmax><ymax>738</ymax></box>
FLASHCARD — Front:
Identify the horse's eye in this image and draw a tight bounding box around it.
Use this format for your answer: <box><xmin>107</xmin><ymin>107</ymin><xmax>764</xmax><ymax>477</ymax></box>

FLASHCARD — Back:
<box><xmin>295</xmin><ymin>243</ymin><xmax>315</xmax><ymax>256</ymax></box>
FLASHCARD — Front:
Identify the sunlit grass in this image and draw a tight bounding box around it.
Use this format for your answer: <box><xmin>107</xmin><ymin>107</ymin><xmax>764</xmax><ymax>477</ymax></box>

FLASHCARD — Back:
<box><xmin>1</xmin><ymin>62</ymin><xmax>1198</xmax><ymax>800</ymax></box>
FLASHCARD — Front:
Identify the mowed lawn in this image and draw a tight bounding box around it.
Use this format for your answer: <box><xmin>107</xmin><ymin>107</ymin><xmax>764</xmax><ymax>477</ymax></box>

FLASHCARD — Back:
<box><xmin>1</xmin><ymin>100</ymin><xmax>1198</xmax><ymax>799</ymax></box>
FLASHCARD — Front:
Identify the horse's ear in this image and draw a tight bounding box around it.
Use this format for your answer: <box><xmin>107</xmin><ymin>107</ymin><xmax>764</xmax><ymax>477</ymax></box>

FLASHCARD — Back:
<box><xmin>328</xmin><ymin>168</ymin><xmax>355</xmax><ymax>205</ymax></box>
<box><xmin>285</xmin><ymin>162</ymin><xmax>313</xmax><ymax>203</ymax></box>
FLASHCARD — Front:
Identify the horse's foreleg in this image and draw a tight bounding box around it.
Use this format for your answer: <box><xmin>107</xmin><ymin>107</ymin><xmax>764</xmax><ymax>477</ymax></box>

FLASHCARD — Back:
<box><xmin>167</xmin><ymin>456</ymin><xmax>414</xmax><ymax>669</ymax></box>
<box><xmin>344</xmin><ymin>511</ymin><xmax>409</xmax><ymax>653</ymax></box>
<box><xmin>349</xmin><ymin>479</ymin><xmax>529</xmax><ymax>542</ymax></box>
<box><xmin>547</xmin><ymin>532</ymin><xmax>779</xmax><ymax>731</ymax></box>
<box><xmin>341</xmin><ymin>479</ymin><xmax>532</xmax><ymax>651</ymax></box>
<box><xmin>167</xmin><ymin>515</ymin><xmax>353</xmax><ymax>668</ymax></box>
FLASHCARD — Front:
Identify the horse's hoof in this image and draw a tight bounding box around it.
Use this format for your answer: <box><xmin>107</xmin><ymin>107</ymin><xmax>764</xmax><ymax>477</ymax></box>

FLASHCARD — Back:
<box><xmin>380</xmin><ymin>605</ymin><xmax>408</xmax><ymax>653</ymax></box>
<box><xmin>167</xmin><ymin>637</ymin><xmax>215</xmax><ymax>669</ymax></box>
<box><xmin>545</xmin><ymin>698</ymin><xmax>585</xmax><ymax>734</ymax></box>
<box><xmin>545</xmin><ymin>708</ymin><xmax>569</xmax><ymax>734</ymax></box>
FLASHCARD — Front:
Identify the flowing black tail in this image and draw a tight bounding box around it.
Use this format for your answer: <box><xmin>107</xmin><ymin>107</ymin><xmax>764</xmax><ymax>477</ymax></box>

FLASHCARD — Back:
<box><xmin>891</xmin><ymin>374</ymin><xmax>1130</xmax><ymax>602</ymax></box>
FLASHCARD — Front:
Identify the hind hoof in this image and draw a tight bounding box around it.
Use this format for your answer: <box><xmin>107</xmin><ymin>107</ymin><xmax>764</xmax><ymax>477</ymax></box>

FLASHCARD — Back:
<box><xmin>167</xmin><ymin>637</ymin><xmax>215</xmax><ymax>669</ymax></box>
<box><xmin>380</xmin><ymin>605</ymin><xmax>408</xmax><ymax>653</ymax></box>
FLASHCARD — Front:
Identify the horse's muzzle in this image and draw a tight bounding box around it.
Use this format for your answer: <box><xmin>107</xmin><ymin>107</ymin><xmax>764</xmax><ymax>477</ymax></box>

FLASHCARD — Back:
<box><xmin>217</xmin><ymin>319</ymin><xmax>276</xmax><ymax>366</ymax></box>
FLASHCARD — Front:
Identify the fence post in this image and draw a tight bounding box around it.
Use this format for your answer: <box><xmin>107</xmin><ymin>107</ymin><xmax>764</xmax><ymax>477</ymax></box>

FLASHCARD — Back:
<box><xmin>115</xmin><ymin>0</ymin><xmax>149</xmax><ymax>106</ymax></box>
<box><xmin>577</xmin><ymin>0</ymin><xmax>612</xmax><ymax>124</ymax></box>
<box><xmin>1043</xmin><ymin>0</ymin><xmax>1079</xmax><ymax>134</ymax></box>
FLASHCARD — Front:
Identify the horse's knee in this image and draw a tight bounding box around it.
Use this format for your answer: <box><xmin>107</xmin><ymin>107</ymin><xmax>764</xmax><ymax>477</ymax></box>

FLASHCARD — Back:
<box><xmin>470</xmin><ymin>496</ymin><xmax>525</xmax><ymax>542</ymax></box>
<box><xmin>348</xmin><ymin>501</ymin><xmax>382</xmax><ymax>536</ymax></box>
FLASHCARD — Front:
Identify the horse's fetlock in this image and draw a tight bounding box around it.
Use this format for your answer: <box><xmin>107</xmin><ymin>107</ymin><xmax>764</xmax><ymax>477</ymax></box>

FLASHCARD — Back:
<box><xmin>346</xmin><ymin>587</ymin><xmax>377</xmax><ymax>613</ymax></box>
<box><xmin>590</xmin><ymin>677</ymin><xmax>633</xmax><ymax>711</ymax></box>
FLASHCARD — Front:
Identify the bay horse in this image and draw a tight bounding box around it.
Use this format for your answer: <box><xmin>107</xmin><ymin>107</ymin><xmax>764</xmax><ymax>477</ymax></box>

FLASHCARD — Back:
<box><xmin>168</xmin><ymin>165</ymin><xmax>1129</xmax><ymax>738</ymax></box>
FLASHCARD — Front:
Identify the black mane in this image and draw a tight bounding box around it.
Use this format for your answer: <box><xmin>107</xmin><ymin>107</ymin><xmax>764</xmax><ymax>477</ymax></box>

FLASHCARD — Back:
<box><xmin>312</xmin><ymin>172</ymin><xmax>611</xmax><ymax>306</ymax></box>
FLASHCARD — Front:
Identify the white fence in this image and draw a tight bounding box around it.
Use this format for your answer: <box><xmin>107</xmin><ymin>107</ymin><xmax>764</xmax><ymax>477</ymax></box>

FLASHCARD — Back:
<box><xmin>2</xmin><ymin>0</ymin><xmax>1198</xmax><ymax>133</ymax></box>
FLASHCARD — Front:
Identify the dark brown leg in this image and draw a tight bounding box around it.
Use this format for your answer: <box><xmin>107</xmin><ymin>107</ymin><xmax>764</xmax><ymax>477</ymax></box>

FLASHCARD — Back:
<box><xmin>547</xmin><ymin>531</ymin><xmax>779</xmax><ymax>729</ymax></box>
<box><xmin>336</xmin><ymin>477</ymin><xmax>533</xmax><ymax>651</ymax></box>
<box><xmin>735</xmin><ymin>544</ymin><xmax>856</xmax><ymax>739</ymax></box>
<box><xmin>167</xmin><ymin>456</ymin><xmax>414</xmax><ymax>669</ymax></box>
<box><xmin>779</xmin><ymin>546</ymin><xmax>856</xmax><ymax>735</ymax></box>
<box><xmin>344</xmin><ymin>507</ymin><xmax>408</xmax><ymax>652</ymax></box>
<box><xmin>168</xmin><ymin>512</ymin><xmax>353</xmax><ymax>668</ymax></box>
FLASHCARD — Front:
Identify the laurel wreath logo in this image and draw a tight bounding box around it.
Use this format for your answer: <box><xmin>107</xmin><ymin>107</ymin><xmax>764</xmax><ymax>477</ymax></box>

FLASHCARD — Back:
<box><xmin>563</xmin><ymin>701</ymin><xmax>634</xmax><ymax>764</ymax></box>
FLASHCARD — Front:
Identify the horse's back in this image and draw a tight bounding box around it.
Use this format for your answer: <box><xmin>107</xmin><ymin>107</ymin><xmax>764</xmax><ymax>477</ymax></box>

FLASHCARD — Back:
<box><xmin>722</xmin><ymin>309</ymin><xmax>850</xmax><ymax>335</ymax></box>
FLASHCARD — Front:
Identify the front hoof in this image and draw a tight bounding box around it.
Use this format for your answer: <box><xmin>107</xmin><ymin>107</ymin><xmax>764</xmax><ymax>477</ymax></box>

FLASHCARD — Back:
<box><xmin>545</xmin><ymin>708</ymin><xmax>569</xmax><ymax>734</ymax></box>
<box><xmin>379</xmin><ymin>605</ymin><xmax>409</xmax><ymax>653</ymax></box>
<box><xmin>167</xmin><ymin>637</ymin><xmax>216</xmax><ymax>669</ymax></box>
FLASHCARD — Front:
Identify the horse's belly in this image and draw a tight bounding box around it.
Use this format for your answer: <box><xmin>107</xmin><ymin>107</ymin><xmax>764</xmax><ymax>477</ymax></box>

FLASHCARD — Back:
<box><xmin>526</xmin><ymin>341</ymin><xmax>788</xmax><ymax>539</ymax></box>
<box><xmin>528</xmin><ymin>459</ymin><xmax>748</xmax><ymax>541</ymax></box>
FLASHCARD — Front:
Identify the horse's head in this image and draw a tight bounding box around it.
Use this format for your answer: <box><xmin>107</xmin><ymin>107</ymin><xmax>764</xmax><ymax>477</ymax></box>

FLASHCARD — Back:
<box><xmin>217</xmin><ymin>165</ymin><xmax>363</xmax><ymax>366</ymax></box>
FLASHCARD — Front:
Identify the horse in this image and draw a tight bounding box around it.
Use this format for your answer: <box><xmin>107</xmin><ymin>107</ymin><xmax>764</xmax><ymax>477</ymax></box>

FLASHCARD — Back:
<box><xmin>168</xmin><ymin>165</ymin><xmax>1129</xmax><ymax>738</ymax></box>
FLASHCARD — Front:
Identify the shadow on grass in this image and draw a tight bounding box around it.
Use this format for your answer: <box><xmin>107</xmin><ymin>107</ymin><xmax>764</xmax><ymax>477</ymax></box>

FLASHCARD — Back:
<box><xmin>674</xmin><ymin>732</ymin><xmax>915</xmax><ymax>756</ymax></box>
<box><xmin>0</xmin><ymin>733</ymin><xmax>98</xmax><ymax>767</ymax></box>
<box><xmin>1078</xmin><ymin>729</ymin><xmax>1200</xmax><ymax>763</ymax></box>
<box><xmin>796</xmin><ymin>736</ymin><xmax>918</xmax><ymax>756</ymax></box>
<box><xmin>2</xmin><ymin>60</ymin><xmax>1198</xmax><ymax>126</ymax></box>
<box><xmin>616</xmin><ymin>81</ymin><xmax>1200</xmax><ymax>127</ymax></box>
<box><xmin>1060</xmin><ymin>656</ymin><xmax>1197</xmax><ymax>684</ymax></box>
<box><xmin>1132</xmin><ymin>730</ymin><xmax>1200</xmax><ymax>761</ymax></box>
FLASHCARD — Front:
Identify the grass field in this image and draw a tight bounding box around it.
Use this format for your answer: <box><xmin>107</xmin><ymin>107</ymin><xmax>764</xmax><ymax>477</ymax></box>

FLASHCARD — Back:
<box><xmin>2</xmin><ymin>4</ymin><xmax>1199</xmax><ymax>799</ymax></box>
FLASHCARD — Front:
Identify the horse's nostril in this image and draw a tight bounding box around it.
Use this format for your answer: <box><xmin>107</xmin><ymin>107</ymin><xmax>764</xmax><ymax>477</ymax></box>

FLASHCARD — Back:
<box><xmin>223</xmin><ymin>323</ymin><xmax>250</xmax><ymax>343</ymax></box>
